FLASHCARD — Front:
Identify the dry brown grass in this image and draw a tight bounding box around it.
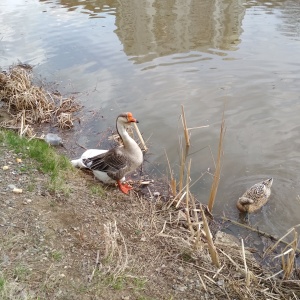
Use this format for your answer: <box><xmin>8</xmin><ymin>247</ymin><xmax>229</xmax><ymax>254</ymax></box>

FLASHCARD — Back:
<box><xmin>0</xmin><ymin>64</ymin><xmax>81</xmax><ymax>134</ymax></box>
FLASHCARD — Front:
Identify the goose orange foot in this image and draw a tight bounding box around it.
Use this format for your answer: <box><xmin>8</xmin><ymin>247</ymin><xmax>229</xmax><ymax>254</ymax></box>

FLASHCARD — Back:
<box><xmin>117</xmin><ymin>180</ymin><xmax>133</xmax><ymax>194</ymax></box>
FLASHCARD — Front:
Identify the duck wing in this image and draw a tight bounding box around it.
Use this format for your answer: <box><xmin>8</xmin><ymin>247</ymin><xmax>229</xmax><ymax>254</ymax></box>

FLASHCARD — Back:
<box><xmin>238</xmin><ymin>197</ymin><xmax>254</xmax><ymax>205</ymax></box>
<box><xmin>244</xmin><ymin>183</ymin><xmax>265</xmax><ymax>200</ymax></box>
<box><xmin>83</xmin><ymin>148</ymin><xmax>128</xmax><ymax>180</ymax></box>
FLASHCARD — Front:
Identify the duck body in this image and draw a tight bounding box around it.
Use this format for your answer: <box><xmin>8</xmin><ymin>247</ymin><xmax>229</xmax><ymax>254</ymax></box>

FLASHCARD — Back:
<box><xmin>71</xmin><ymin>112</ymin><xmax>143</xmax><ymax>194</ymax></box>
<box><xmin>236</xmin><ymin>178</ymin><xmax>273</xmax><ymax>213</ymax></box>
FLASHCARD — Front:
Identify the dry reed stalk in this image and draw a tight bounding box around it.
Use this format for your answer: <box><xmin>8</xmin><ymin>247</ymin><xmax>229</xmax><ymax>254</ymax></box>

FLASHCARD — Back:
<box><xmin>133</xmin><ymin>122</ymin><xmax>148</xmax><ymax>152</ymax></box>
<box><xmin>207</xmin><ymin>115</ymin><xmax>226</xmax><ymax>212</ymax></box>
<box><xmin>197</xmin><ymin>271</ymin><xmax>207</xmax><ymax>292</ymax></box>
<box><xmin>164</xmin><ymin>149</ymin><xmax>177</xmax><ymax>196</ymax></box>
<box><xmin>181</xmin><ymin>105</ymin><xmax>190</xmax><ymax>147</ymax></box>
<box><xmin>185</xmin><ymin>159</ymin><xmax>194</xmax><ymax>235</ymax></box>
<box><xmin>241</xmin><ymin>239</ymin><xmax>251</xmax><ymax>287</ymax></box>
<box><xmin>178</xmin><ymin>143</ymin><xmax>188</xmax><ymax>196</ymax></box>
<box><xmin>190</xmin><ymin>192</ymin><xmax>202</xmax><ymax>249</ymax></box>
<box><xmin>167</xmin><ymin>171</ymin><xmax>208</xmax><ymax>209</ymax></box>
<box><xmin>265</xmin><ymin>224</ymin><xmax>300</xmax><ymax>256</ymax></box>
<box><xmin>200</xmin><ymin>204</ymin><xmax>220</xmax><ymax>267</ymax></box>
<box><xmin>275</xmin><ymin>229</ymin><xmax>298</xmax><ymax>280</ymax></box>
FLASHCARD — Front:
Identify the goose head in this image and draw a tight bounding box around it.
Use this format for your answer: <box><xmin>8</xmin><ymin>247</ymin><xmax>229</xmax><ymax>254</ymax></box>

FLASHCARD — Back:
<box><xmin>116</xmin><ymin>111</ymin><xmax>138</xmax><ymax>126</ymax></box>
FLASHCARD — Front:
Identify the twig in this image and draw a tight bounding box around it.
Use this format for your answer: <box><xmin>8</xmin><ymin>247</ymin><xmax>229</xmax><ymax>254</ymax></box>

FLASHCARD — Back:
<box><xmin>75</xmin><ymin>141</ymin><xmax>88</xmax><ymax>150</ymax></box>
<box><xmin>220</xmin><ymin>216</ymin><xmax>300</xmax><ymax>254</ymax></box>
<box><xmin>89</xmin><ymin>250</ymin><xmax>100</xmax><ymax>282</ymax></box>
<box><xmin>197</xmin><ymin>271</ymin><xmax>207</xmax><ymax>292</ymax></box>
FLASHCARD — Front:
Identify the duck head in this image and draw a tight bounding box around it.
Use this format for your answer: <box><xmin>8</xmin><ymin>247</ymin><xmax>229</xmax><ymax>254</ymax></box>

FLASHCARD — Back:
<box><xmin>262</xmin><ymin>178</ymin><xmax>273</xmax><ymax>188</ymax></box>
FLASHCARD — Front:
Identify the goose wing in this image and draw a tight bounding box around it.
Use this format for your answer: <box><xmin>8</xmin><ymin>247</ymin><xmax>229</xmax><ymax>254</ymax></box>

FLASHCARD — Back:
<box><xmin>83</xmin><ymin>148</ymin><xmax>128</xmax><ymax>180</ymax></box>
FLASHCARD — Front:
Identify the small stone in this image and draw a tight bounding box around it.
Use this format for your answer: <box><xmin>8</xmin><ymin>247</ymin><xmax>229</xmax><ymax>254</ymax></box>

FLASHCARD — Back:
<box><xmin>153</xmin><ymin>192</ymin><xmax>160</xmax><ymax>197</ymax></box>
<box><xmin>12</xmin><ymin>188</ymin><xmax>23</xmax><ymax>194</ymax></box>
<box><xmin>174</xmin><ymin>285</ymin><xmax>187</xmax><ymax>292</ymax></box>
<box><xmin>217</xmin><ymin>279</ymin><xmax>224</xmax><ymax>287</ymax></box>
<box><xmin>45</xmin><ymin>133</ymin><xmax>63</xmax><ymax>146</ymax></box>
<box><xmin>16</xmin><ymin>158</ymin><xmax>22</xmax><ymax>163</ymax></box>
<box><xmin>8</xmin><ymin>184</ymin><xmax>16</xmax><ymax>190</ymax></box>
<box><xmin>2</xmin><ymin>166</ymin><xmax>9</xmax><ymax>170</ymax></box>
<box><xmin>140</xmin><ymin>237</ymin><xmax>146</xmax><ymax>242</ymax></box>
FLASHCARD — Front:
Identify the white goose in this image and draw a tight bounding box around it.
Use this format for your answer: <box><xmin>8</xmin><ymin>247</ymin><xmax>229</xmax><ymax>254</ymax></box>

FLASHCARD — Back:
<box><xmin>71</xmin><ymin>112</ymin><xmax>143</xmax><ymax>194</ymax></box>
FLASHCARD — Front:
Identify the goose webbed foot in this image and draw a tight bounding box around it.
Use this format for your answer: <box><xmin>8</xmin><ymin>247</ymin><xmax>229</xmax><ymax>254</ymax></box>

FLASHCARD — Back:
<box><xmin>117</xmin><ymin>180</ymin><xmax>133</xmax><ymax>194</ymax></box>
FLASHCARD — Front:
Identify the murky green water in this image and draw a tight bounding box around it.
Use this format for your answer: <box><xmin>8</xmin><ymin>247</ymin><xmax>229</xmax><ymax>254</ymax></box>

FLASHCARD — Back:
<box><xmin>1</xmin><ymin>0</ymin><xmax>300</xmax><ymax>237</ymax></box>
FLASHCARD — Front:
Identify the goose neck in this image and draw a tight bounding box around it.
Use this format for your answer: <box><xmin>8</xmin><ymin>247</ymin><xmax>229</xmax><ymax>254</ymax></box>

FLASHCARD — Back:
<box><xmin>116</xmin><ymin>121</ymin><xmax>133</xmax><ymax>147</ymax></box>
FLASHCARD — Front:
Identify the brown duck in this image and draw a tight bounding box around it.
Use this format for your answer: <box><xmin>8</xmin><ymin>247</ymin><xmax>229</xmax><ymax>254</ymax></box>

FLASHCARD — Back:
<box><xmin>236</xmin><ymin>178</ymin><xmax>273</xmax><ymax>213</ymax></box>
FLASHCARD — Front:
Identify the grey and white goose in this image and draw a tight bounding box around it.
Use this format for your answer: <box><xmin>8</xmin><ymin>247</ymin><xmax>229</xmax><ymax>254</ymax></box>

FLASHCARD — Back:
<box><xmin>71</xmin><ymin>112</ymin><xmax>143</xmax><ymax>194</ymax></box>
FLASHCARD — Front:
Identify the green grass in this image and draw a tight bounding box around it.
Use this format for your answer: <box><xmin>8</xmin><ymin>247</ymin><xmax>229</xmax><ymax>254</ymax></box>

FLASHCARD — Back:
<box><xmin>50</xmin><ymin>250</ymin><xmax>63</xmax><ymax>261</ymax></box>
<box><xmin>0</xmin><ymin>129</ymin><xmax>72</xmax><ymax>194</ymax></box>
<box><xmin>0</xmin><ymin>276</ymin><xmax>5</xmax><ymax>292</ymax></box>
<box><xmin>89</xmin><ymin>184</ymin><xmax>105</xmax><ymax>196</ymax></box>
<box><xmin>133</xmin><ymin>278</ymin><xmax>147</xmax><ymax>290</ymax></box>
<box><xmin>13</xmin><ymin>265</ymin><xmax>31</xmax><ymax>281</ymax></box>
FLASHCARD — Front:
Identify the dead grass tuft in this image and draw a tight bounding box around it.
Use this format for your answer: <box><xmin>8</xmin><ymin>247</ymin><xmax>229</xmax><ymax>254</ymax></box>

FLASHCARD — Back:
<box><xmin>0</xmin><ymin>64</ymin><xmax>81</xmax><ymax>134</ymax></box>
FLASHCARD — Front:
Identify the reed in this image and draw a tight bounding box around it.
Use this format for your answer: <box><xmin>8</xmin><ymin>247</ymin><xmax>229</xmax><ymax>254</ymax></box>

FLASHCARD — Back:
<box><xmin>181</xmin><ymin>105</ymin><xmax>190</xmax><ymax>147</ymax></box>
<box><xmin>207</xmin><ymin>114</ymin><xmax>226</xmax><ymax>212</ymax></box>
<box><xmin>200</xmin><ymin>204</ymin><xmax>220</xmax><ymax>267</ymax></box>
<box><xmin>241</xmin><ymin>239</ymin><xmax>251</xmax><ymax>286</ymax></box>
<box><xmin>165</xmin><ymin>149</ymin><xmax>177</xmax><ymax>196</ymax></box>
<box><xmin>185</xmin><ymin>159</ymin><xmax>193</xmax><ymax>235</ymax></box>
<box><xmin>133</xmin><ymin>122</ymin><xmax>148</xmax><ymax>152</ymax></box>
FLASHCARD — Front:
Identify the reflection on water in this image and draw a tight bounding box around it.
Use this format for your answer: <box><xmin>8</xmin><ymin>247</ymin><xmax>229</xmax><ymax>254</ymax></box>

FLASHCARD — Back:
<box><xmin>115</xmin><ymin>0</ymin><xmax>245</xmax><ymax>63</ymax></box>
<box><xmin>1</xmin><ymin>0</ymin><xmax>300</xmax><ymax>238</ymax></box>
<box><xmin>40</xmin><ymin>0</ymin><xmax>246</xmax><ymax>62</ymax></box>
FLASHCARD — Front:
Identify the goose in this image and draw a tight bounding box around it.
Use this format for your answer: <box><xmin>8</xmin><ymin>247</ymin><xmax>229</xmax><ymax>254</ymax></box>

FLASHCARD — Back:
<box><xmin>236</xmin><ymin>178</ymin><xmax>273</xmax><ymax>213</ymax></box>
<box><xmin>71</xmin><ymin>112</ymin><xmax>143</xmax><ymax>194</ymax></box>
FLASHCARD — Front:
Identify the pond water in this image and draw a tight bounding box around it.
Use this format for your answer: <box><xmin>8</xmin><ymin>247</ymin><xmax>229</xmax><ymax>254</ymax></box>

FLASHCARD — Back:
<box><xmin>1</xmin><ymin>0</ymin><xmax>300</xmax><ymax>238</ymax></box>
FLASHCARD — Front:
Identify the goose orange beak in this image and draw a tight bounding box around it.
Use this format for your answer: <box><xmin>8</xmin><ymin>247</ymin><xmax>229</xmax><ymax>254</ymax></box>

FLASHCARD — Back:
<box><xmin>127</xmin><ymin>112</ymin><xmax>138</xmax><ymax>123</ymax></box>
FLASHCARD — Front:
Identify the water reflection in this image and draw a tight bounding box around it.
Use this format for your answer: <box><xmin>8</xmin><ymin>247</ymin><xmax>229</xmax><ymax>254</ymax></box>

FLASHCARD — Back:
<box><xmin>115</xmin><ymin>0</ymin><xmax>245</xmax><ymax>63</ymax></box>
<box><xmin>41</xmin><ymin>0</ymin><xmax>246</xmax><ymax>63</ymax></box>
